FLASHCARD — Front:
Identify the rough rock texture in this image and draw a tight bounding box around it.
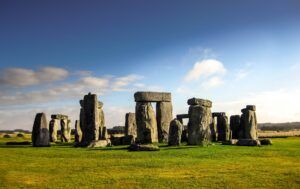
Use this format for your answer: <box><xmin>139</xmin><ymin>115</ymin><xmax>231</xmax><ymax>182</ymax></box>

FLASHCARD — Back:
<box><xmin>187</xmin><ymin>98</ymin><xmax>212</xmax><ymax>146</ymax></box>
<box><xmin>230</xmin><ymin>115</ymin><xmax>240</xmax><ymax>139</ymax></box>
<box><xmin>237</xmin><ymin>139</ymin><xmax>261</xmax><ymax>146</ymax></box>
<box><xmin>51</xmin><ymin>114</ymin><xmax>68</xmax><ymax>120</ymax></box>
<box><xmin>222</xmin><ymin>139</ymin><xmax>238</xmax><ymax>145</ymax></box>
<box><xmin>99</xmin><ymin>127</ymin><xmax>108</xmax><ymax>140</ymax></box>
<box><xmin>32</xmin><ymin>113</ymin><xmax>50</xmax><ymax>147</ymax></box>
<box><xmin>98</xmin><ymin>101</ymin><xmax>105</xmax><ymax>139</ymax></box>
<box><xmin>87</xmin><ymin>139</ymin><xmax>111</xmax><ymax>148</ymax></box>
<box><xmin>156</xmin><ymin>101</ymin><xmax>173</xmax><ymax>143</ymax></box>
<box><xmin>134</xmin><ymin>91</ymin><xmax>171</xmax><ymax>102</ymax></box>
<box><xmin>259</xmin><ymin>139</ymin><xmax>272</xmax><ymax>145</ymax></box>
<box><xmin>210</xmin><ymin>116</ymin><xmax>218</xmax><ymax>142</ymax></box>
<box><xmin>136</xmin><ymin>102</ymin><xmax>158</xmax><ymax>144</ymax></box>
<box><xmin>80</xmin><ymin>93</ymin><xmax>100</xmax><ymax>146</ymax></box>
<box><xmin>125</xmin><ymin>113</ymin><xmax>137</xmax><ymax>138</ymax></box>
<box><xmin>240</xmin><ymin>105</ymin><xmax>258</xmax><ymax>140</ymax></box>
<box><xmin>181</xmin><ymin>127</ymin><xmax>188</xmax><ymax>143</ymax></box>
<box><xmin>128</xmin><ymin>144</ymin><xmax>159</xmax><ymax>151</ymax></box>
<box><xmin>49</xmin><ymin>119</ymin><xmax>59</xmax><ymax>142</ymax></box>
<box><xmin>60</xmin><ymin>119</ymin><xmax>71</xmax><ymax>142</ymax></box>
<box><xmin>215</xmin><ymin>113</ymin><xmax>230</xmax><ymax>141</ymax></box>
<box><xmin>176</xmin><ymin>114</ymin><xmax>189</xmax><ymax>124</ymax></box>
<box><xmin>168</xmin><ymin>119</ymin><xmax>183</xmax><ymax>146</ymax></box>
<box><xmin>74</xmin><ymin>120</ymin><xmax>82</xmax><ymax>143</ymax></box>
<box><xmin>187</xmin><ymin>98</ymin><xmax>212</xmax><ymax>107</ymax></box>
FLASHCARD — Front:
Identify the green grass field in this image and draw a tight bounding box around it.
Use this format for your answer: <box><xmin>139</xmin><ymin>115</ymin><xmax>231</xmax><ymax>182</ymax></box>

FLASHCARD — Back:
<box><xmin>0</xmin><ymin>136</ymin><xmax>299</xmax><ymax>189</ymax></box>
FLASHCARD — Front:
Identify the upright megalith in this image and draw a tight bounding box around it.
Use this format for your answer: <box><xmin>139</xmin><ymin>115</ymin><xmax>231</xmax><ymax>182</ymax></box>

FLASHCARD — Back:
<box><xmin>230</xmin><ymin>115</ymin><xmax>240</xmax><ymax>139</ymax></box>
<box><xmin>98</xmin><ymin>101</ymin><xmax>106</xmax><ymax>140</ymax></box>
<box><xmin>156</xmin><ymin>101</ymin><xmax>173</xmax><ymax>142</ymax></box>
<box><xmin>210</xmin><ymin>116</ymin><xmax>218</xmax><ymax>142</ymax></box>
<box><xmin>240</xmin><ymin>105</ymin><xmax>258</xmax><ymax>139</ymax></box>
<box><xmin>136</xmin><ymin>102</ymin><xmax>158</xmax><ymax>144</ymax></box>
<box><xmin>213</xmin><ymin>112</ymin><xmax>230</xmax><ymax>141</ymax></box>
<box><xmin>74</xmin><ymin>120</ymin><xmax>82</xmax><ymax>143</ymax></box>
<box><xmin>134</xmin><ymin>91</ymin><xmax>173</xmax><ymax>144</ymax></box>
<box><xmin>80</xmin><ymin>93</ymin><xmax>100</xmax><ymax>146</ymax></box>
<box><xmin>187</xmin><ymin>98</ymin><xmax>212</xmax><ymax>146</ymax></box>
<box><xmin>32</xmin><ymin>113</ymin><xmax>50</xmax><ymax>147</ymax></box>
<box><xmin>125</xmin><ymin>113</ymin><xmax>137</xmax><ymax>138</ymax></box>
<box><xmin>49</xmin><ymin>118</ymin><xmax>59</xmax><ymax>142</ymax></box>
<box><xmin>168</xmin><ymin>119</ymin><xmax>183</xmax><ymax>146</ymax></box>
<box><xmin>51</xmin><ymin>114</ymin><xmax>70</xmax><ymax>142</ymax></box>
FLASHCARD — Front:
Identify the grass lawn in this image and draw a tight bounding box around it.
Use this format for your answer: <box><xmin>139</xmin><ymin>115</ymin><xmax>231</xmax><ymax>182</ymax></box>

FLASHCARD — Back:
<box><xmin>0</xmin><ymin>136</ymin><xmax>299</xmax><ymax>189</ymax></box>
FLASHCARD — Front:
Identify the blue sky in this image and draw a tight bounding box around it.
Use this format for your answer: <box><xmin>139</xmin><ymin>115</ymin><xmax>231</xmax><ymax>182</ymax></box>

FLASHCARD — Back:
<box><xmin>1</xmin><ymin>0</ymin><xmax>300</xmax><ymax>130</ymax></box>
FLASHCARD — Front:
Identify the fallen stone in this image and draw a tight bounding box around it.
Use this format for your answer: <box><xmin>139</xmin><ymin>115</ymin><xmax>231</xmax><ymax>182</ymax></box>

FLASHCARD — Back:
<box><xmin>237</xmin><ymin>139</ymin><xmax>261</xmax><ymax>146</ymax></box>
<box><xmin>134</xmin><ymin>91</ymin><xmax>171</xmax><ymax>102</ymax></box>
<box><xmin>6</xmin><ymin>141</ymin><xmax>31</xmax><ymax>145</ymax></box>
<box><xmin>259</xmin><ymin>139</ymin><xmax>272</xmax><ymax>145</ymax></box>
<box><xmin>222</xmin><ymin>139</ymin><xmax>238</xmax><ymax>145</ymax></box>
<box><xmin>187</xmin><ymin>98</ymin><xmax>212</xmax><ymax>107</ymax></box>
<box><xmin>87</xmin><ymin>139</ymin><xmax>112</xmax><ymax>148</ymax></box>
<box><xmin>128</xmin><ymin>144</ymin><xmax>159</xmax><ymax>151</ymax></box>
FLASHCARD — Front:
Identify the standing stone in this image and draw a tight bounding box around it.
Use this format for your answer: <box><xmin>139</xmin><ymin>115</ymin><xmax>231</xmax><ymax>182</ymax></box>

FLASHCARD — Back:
<box><xmin>49</xmin><ymin>119</ymin><xmax>59</xmax><ymax>142</ymax></box>
<box><xmin>98</xmin><ymin>101</ymin><xmax>106</xmax><ymax>140</ymax></box>
<box><xmin>187</xmin><ymin>98</ymin><xmax>212</xmax><ymax>146</ymax></box>
<box><xmin>99</xmin><ymin>127</ymin><xmax>108</xmax><ymax>140</ymax></box>
<box><xmin>210</xmin><ymin>116</ymin><xmax>218</xmax><ymax>142</ymax></box>
<box><xmin>61</xmin><ymin>119</ymin><xmax>70</xmax><ymax>142</ymax></box>
<box><xmin>136</xmin><ymin>102</ymin><xmax>158</xmax><ymax>144</ymax></box>
<box><xmin>213</xmin><ymin>112</ymin><xmax>230</xmax><ymax>141</ymax></box>
<box><xmin>240</xmin><ymin>105</ymin><xmax>258</xmax><ymax>139</ymax></box>
<box><xmin>32</xmin><ymin>113</ymin><xmax>50</xmax><ymax>147</ymax></box>
<box><xmin>230</xmin><ymin>115</ymin><xmax>240</xmax><ymax>139</ymax></box>
<box><xmin>74</xmin><ymin>120</ymin><xmax>82</xmax><ymax>143</ymax></box>
<box><xmin>168</xmin><ymin>119</ymin><xmax>183</xmax><ymax>146</ymax></box>
<box><xmin>156</xmin><ymin>101</ymin><xmax>173</xmax><ymax>143</ymax></box>
<box><xmin>125</xmin><ymin>113</ymin><xmax>137</xmax><ymax>138</ymax></box>
<box><xmin>80</xmin><ymin>93</ymin><xmax>100</xmax><ymax>146</ymax></box>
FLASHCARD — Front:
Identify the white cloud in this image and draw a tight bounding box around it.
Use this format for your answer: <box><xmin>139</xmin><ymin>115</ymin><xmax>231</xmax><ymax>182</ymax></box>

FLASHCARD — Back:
<box><xmin>202</xmin><ymin>76</ymin><xmax>224</xmax><ymax>89</ymax></box>
<box><xmin>184</xmin><ymin>59</ymin><xmax>226</xmax><ymax>82</ymax></box>
<box><xmin>0</xmin><ymin>67</ymin><xmax>69</xmax><ymax>87</ymax></box>
<box><xmin>111</xmin><ymin>74</ymin><xmax>143</xmax><ymax>91</ymax></box>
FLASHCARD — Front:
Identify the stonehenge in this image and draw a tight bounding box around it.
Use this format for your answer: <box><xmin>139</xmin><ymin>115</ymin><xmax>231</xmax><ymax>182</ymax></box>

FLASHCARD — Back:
<box><xmin>32</xmin><ymin>113</ymin><xmax>50</xmax><ymax>147</ymax></box>
<box><xmin>230</xmin><ymin>115</ymin><xmax>240</xmax><ymax>139</ymax></box>
<box><xmin>79</xmin><ymin>93</ymin><xmax>105</xmax><ymax>146</ymax></box>
<box><xmin>176</xmin><ymin>114</ymin><xmax>189</xmax><ymax>142</ymax></box>
<box><xmin>239</xmin><ymin>105</ymin><xmax>258</xmax><ymax>140</ymax></box>
<box><xmin>74</xmin><ymin>120</ymin><xmax>82</xmax><ymax>143</ymax></box>
<box><xmin>134</xmin><ymin>91</ymin><xmax>173</xmax><ymax>143</ymax></box>
<box><xmin>213</xmin><ymin>112</ymin><xmax>230</xmax><ymax>142</ymax></box>
<box><xmin>50</xmin><ymin>114</ymin><xmax>71</xmax><ymax>142</ymax></box>
<box><xmin>168</xmin><ymin>119</ymin><xmax>183</xmax><ymax>146</ymax></box>
<box><xmin>187</xmin><ymin>98</ymin><xmax>212</xmax><ymax>146</ymax></box>
<box><xmin>210</xmin><ymin>116</ymin><xmax>218</xmax><ymax>142</ymax></box>
<box><xmin>49</xmin><ymin>118</ymin><xmax>59</xmax><ymax>142</ymax></box>
<box><xmin>125</xmin><ymin>112</ymin><xmax>137</xmax><ymax>138</ymax></box>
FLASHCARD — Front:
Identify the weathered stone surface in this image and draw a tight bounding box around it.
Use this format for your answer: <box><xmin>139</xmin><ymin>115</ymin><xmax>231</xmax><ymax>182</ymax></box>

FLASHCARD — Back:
<box><xmin>49</xmin><ymin>119</ymin><xmax>59</xmax><ymax>142</ymax></box>
<box><xmin>122</xmin><ymin>135</ymin><xmax>135</xmax><ymax>145</ymax></box>
<box><xmin>51</xmin><ymin>114</ymin><xmax>68</xmax><ymax>120</ymax></box>
<box><xmin>98</xmin><ymin>101</ymin><xmax>105</xmax><ymax>138</ymax></box>
<box><xmin>181</xmin><ymin>127</ymin><xmax>188</xmax><ymax>143</ymax></box>
<box><xmin>128</xmin><ymin>144</ymin><xmax>159</xmax><ymax>151</ymax></box>
<box><xmin>215</xmin><ymin>114</ymin><xmax>230</xmax><ymax>141</ymax></box>
<box><xmin>134</xmin><ymin>91</ymin><xmax>171</xmax><ymax>102</ymax></box>
<box><xmin>259</xmin><ymin>139</ymin><xmax>272</xmax><ymax>145</ymax></box>
<box><xmin>210</xmin><ymin>116</ymin><xmax>218</xmax><ymax>142</ymax></box>
<box><xmin>80</xmin><ymin>93</ymin><xmax>100</xmax><ymax>146</ymax></box>
<box><xmin>156</xmin><ymin>101</ymin><xmax>173</xmax><ymax>143</ymax></box>
<box><xmin>187</xmin><ymin>103</ymin><xmax>212</xmax><ymax>146</ymax></box>
<box><xmin>222</xmin><ymin>139</ymin><xmax>238</xmax><ymax>145</ymax></box>
<box><xmin>99</xmin><ymin>126</ymin><xmax>108</xmax><ymax>140</ymax></box>
<box><xmin>240</xmin><ymin>106</ymin><xmax>258</xmax><ymax>140</ymax></box>
<box><xmin>212</xmin><ymin>112</ymin><xmax>226</xmax><ymax>117</ymax></box>
<box><xmin>136</xmin><ymin>102</ymin><xmax>158</xmax><ymax>144</ymax></box>
<box><xmin>230</xmin><ymin>115</ymin><xmax>240</xmax><ymax>139</ymax></box>
<box><xmin>246</xmin><ymin>105</ymin><xmax>256</xmax><ymax>111</ymax></box>
<box><xmin>237</xmin><ymin>139</ymin><xmax>261</xmax><ymax>146</ymax></box>
<box><xmin>110</xmin><ymin>136</ymin><xmax>123</xmax><ymax>146</ymax></box>
<box><xmin>32</xmin><ymin>113</ymin><xmax>50</xmax><ymax>147</ymax></box>
<box><xmin>176</xmin><ymin>114</ymin><xmax>189</xmax><ymax>120</ymax></box>
<box><xmin>125</xmin><ymin>113</ymin><xmax>137</xmax><ymax>138</ymax></box>
<box><xmin>87</xmin><ymin>139</ymin><xmax>111</xmax><ymax>148</ymax></box>
<box><xmin>74</xmin><ymin>120</ymin><xmax>82</xmax><ymax>143</ymax></box>
<box><xmin>168</xmin><ymin>119</ymin><xmax>183</xmax><ymax>146</ymax></box>
<box><xmin>60</xmin><ymin>119</ymin><xmax>71</xmax><ymax>142</ymax></box>
<box><xmin>187</xmin><ymin>98</ymin><xmax>212</xmax><ymax>107</ymax></box>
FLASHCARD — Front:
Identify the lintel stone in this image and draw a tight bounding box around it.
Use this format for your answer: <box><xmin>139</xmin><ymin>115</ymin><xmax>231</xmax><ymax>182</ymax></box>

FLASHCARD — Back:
<box><xmin>134</xmin><ymin>91</ymin><xmax>171</xmax><ymax>102</ymax></box>
<box><xmin>187</xmin><ymin>98</ymin><xmax>212</xmax><ymax>107</ymax></box>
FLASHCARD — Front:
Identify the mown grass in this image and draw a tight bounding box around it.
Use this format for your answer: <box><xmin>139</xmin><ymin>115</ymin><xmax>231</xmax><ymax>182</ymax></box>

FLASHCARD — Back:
<box><xmin>0</xmin><ymin>136</ymin><xmax>299</xmax><ymax>189</ymax></box>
